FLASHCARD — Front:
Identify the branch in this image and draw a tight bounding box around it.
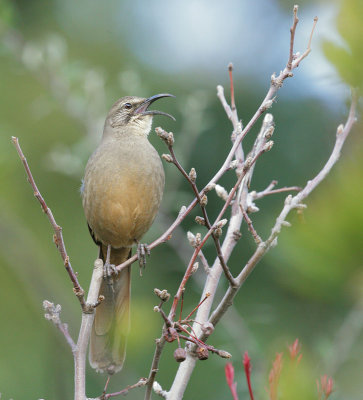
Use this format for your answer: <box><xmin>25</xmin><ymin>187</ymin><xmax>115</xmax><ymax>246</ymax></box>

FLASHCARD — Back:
<box><xmin>208</xmin><ymin>90</ymin><xmax>357</xmax><ymax>331</ymax></box>
<box><xmin>11</xmin><ymin>137</ymin><xmax>86</xmax><ymax>310</ymax></box>
<box><xmin>250</xmin><ymin>181</ymin><xmax>302</xmax><ymax>200</ymax></box>
<box><xmin>102</xmin><ymin>377</ymin><xmax>148</xmax><ymax>399</ymax></box>
<box><xmin>144</xmin><ymin>336</ymin><xmax>166</xmax><ymax>400</ymax></box>
<box><xmin>240</xmin><ymin>206</ymin><xmax>262</xmax><ymax>244</ymax></box>
<box><xmin>74</xmin><ymin>258</ymin><xmax>104</xmax><ymax>400</ymax></box>
<box><xmin>167</xmin><ymin>10</ymin><xmax>324</xmax><ymax>399</ymax></box>
<box><xmin>166</xmin><ymin>141</ymin><xmax>236</xmax><ymax>288</ymax></box>
<box><xmin>287</xmin><ymin>5</ymin><xmax>299</xmax><ymax>71</ymax></box>
<box><xmin>115</xmin><ymin>11</ymin><xmax>318</xmax><ymax>275</ymax></box>
<box><xmin>43</xmin><ymin>300</ymin><xmax>76</xmax><ymax>352</ymax></box>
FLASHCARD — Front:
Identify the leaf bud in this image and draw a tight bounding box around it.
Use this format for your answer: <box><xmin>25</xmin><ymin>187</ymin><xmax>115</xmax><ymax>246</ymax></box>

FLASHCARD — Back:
<box><xmin>154</xmin><ymin>288</ymin><xmax>171</xmax><ymax>302</ymax></box>
<box><xmin>161</xmin><ymin>154</ymin><xmax>173</xmax><ymax>163</ymax></box>
<box><xmin>218</xmin><ymin>350</ymin><xmax>232</xmax><ymax>359</ymax></box>
<box><xmin>214</xmin><ymin>227</ymin><xmax>222</xmax><ymax>238</ymax></box>
<box><xmin>191</xmin><ymin>262</ymin><xmax>199</xmax><ymax>274</ymax></box>
<box><xmin>215</xmin><ymin>184</ymin><xmax>229</xmax><ymax>201</ymax></box>
<box><xmin>195</xmin><ymin>216</ymin><xmax>205</xmax><ymax>226</ymax></box>
<box><xmin>189</xmin><ymin>167</ymin><xmax>197</xmax><ymax>182</ymax></box>
<box><xmin>187</xmin><ymin>231</ymin><xmax>196</xmax><ymax>247</ymax></box>
<box><xmin>167</xmin><ymin>132</ymin><xmax>174</xmax><ymax>146</ymax></box>
<box><xmin>200</xmin><ymin>194</ymin><xmax>208</xmax><ymax>207</ymax></box>
<box><xmin>204</xmin><ymin>182</ymin><xmax>216</xmax><ymax>193</ymax></box>
<box><xmin>263</xmin><ymin>140</ymin><xmax>274</xmax><ymax>152</ymax></box>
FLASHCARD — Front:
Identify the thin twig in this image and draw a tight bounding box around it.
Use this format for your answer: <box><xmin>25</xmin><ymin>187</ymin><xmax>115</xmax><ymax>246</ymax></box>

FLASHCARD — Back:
<box><xmin>169</xmin><ymin>141</ymin><xmax>270</xmax><ymax>319</ymax></box>
<box><xmin>144</xmin><ymin>337</ymin><xmax>166</xmax><ymax>400</ymax></box>
<box><xmin>167</xmin><ymin>144</ymin><xmax>237</xmax><ymax>290</ymax></box>
<box><xmin>252</xmin><ymin>183</ymin><xmax>302</xmax><ymax>200</ymax></box>
<box><xmin>11</xmin><ymin>137</ymin><xmax>86</xmax><ymax>310</ymax></box>
<box><xmin>240</xmin><ymin>206</ymin><xmax>262</xmax><ymax>244</ymax></box>
<box><xmin>287</xmin><ymin>5</ymin><xmax>299</xmax><ymax>71</ymax></box>
<box><xmin>103</xmin><ymin>378</ymin><xmax>148</xmax><ymax>399</ymax></box>
<box><xmin>43</xmin><ymin>300</ymin><xmax>76</xmax><ymax>352</ymax></box>
<box><xmin>228</xmin><ymin>63</ymin><xmax>236</xmax><ymax>111</ymax></box>
<box><xmin>198</xmin><ymin>250</ymin><xmax>210</xmax><ymax>273</ymax></box>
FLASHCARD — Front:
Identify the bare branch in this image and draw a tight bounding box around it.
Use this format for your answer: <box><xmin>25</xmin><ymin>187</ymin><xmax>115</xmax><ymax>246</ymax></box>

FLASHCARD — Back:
<box><xmin>287</xmin><ymin>5</ymin><xmax>299</xmax><ymax>71</ymax></box>
<box><xmin>294</xmin><ymin>16</ymin><xmax>318</xmax><ymax>66</ymax></box>
<box><xmin>208</xmin><ymin>91</ymin><xmax>357</xmax><ymax>332</ymax></box>
<box><xmin>251</xmin><ymin>182</ymin><xmax>302</xmax><ymax>200</ymax></box>
<box><xmin>198</xmin><ymin>251</ymin><xmax>210</xmax><ymax>274</ymax></box>
<box><xmin>160</xmin><ymin>132</ymin><xmax>237</xmax><ymax>292</ymax></box>
<box><xmin>74</xmin><ymin>259</ymin><xmax>104</xmax><ymax>400</ymax></box>
<box><xmin>102</xmin><ymin>377</ymin><xmax>147</xmax><ymax>399</ymax></box>
<box><xmin>144</xmin><ymin>337</ymin><xmax>166</xmax><ymax>400</ymax></box>
<box><xmin>11</xmin><ymin>137</ymin><xmax>86</xmax><ymax>310</ymax></box>
<box><xmin>240</xmin><ymin>206</ymin><xmax>262</xmax><ymax>244</ymax></box>
<box><xmin>166</xmin><ymin>11</ymin><xmax>345</xmax><ymax>399</ymax></box>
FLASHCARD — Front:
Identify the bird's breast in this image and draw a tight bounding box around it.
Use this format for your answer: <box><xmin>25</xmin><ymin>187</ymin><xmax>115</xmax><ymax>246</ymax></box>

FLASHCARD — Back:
<box><xmin>82</xmin><ymin>137</ymin><xmax>165</xmax><ymax>248</ymax></box>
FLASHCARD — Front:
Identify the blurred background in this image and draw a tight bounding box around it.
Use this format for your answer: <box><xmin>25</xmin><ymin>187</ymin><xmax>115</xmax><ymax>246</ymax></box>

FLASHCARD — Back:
<box><xmin>0</xmin><ymin>0</ymin><xmax>362</xmax><ymax>399</ymax></box>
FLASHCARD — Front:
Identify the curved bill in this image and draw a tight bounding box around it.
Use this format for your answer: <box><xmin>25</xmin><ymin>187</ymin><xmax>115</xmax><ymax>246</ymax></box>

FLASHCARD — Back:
<box><xmin>135</xmin><ymin>93</ymin><xmax>176</xmax><ymax>121</ymax></box>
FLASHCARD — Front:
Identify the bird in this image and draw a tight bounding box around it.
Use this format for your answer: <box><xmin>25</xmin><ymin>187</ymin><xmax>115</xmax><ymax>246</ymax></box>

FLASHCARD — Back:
<box><xmin>81</xmin><ymin>93</ymin><xmax>175</xmax><ymax>374</ymax></box>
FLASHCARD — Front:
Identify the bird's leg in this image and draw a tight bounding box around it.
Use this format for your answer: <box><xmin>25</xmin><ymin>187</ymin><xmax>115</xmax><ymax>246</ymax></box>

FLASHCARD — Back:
<box><xmin>136</xmin><ymin>241</ymin><xmax>151</xmax><ymax>275</ymax></box>
<box><xmin>103</xmin><ymin>244</ymin><xmax>116</xmax><ymax>292</ymax></box>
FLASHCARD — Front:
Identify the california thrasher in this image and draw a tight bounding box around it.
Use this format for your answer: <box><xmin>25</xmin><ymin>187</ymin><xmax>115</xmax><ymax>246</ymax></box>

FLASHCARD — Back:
<box><xmin>81</xmin><ymin>94</ymin><xmax>174</xmax><ymax>374</ymax></box>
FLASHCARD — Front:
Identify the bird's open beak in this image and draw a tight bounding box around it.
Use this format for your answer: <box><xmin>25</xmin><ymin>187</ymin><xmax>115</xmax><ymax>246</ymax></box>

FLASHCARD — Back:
<box><xmin>134</xmin><ymin>94</ymin><xmax>176</xmax><ymax>121</ymax></box>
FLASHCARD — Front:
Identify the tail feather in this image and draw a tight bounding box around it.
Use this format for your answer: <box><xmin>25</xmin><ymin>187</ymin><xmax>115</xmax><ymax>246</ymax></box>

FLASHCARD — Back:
<box><xmin>89</xmin><ymin>246</ymin><xmax>131</xmax><ymax>374</ymax></box>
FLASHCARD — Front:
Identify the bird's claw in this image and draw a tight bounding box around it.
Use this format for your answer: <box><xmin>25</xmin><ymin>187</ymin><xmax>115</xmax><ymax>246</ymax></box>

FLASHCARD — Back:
<box><xmin>137</xmin><ymin>243</ymin><xmax>150</xmax><ymax>275</ymax></box>
<box><xmin>103</xmin><ymin>262</ymin><xmax>117</xmax><ymax>279</ymax></box>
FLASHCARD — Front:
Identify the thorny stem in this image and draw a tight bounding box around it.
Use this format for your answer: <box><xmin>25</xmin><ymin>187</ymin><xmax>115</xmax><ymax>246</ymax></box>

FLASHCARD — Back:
<box><xmin>11</xmin><ymin>137</ymin><xmax>86</xmax><ymax>310</ymax></box>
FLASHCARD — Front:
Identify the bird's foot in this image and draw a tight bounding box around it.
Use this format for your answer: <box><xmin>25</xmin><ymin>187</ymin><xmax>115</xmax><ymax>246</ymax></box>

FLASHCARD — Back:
<box><xmin>103</xmin><ymin>262</ymin><xmax>117</xmax><ymax>279</ymax></box>
<box><xmin>137</xmin><ymin>242</ymin><xmax>150</xmax><ymax>275</ymax></box>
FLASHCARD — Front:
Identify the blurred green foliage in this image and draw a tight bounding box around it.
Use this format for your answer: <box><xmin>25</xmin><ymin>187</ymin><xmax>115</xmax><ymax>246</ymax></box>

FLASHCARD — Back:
<box><xmin>0</xmin><ymin>1</ymin><xmax>361</xmax><ymax>399</ymax></box>
<box><xmin>323</xmin><ymin>0</ymin><xmax>363</xmax><ymax>91</ymax></box>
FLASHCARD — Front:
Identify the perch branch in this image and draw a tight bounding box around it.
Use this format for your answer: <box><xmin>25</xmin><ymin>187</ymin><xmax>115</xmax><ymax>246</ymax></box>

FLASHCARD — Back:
<box><xmin>74</xmin><ymin>258</ymin><xmax>104</xmax><ymax>400</ymax></box>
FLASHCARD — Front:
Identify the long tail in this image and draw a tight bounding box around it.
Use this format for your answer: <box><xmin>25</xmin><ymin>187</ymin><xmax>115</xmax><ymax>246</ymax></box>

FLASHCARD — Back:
<box><xmin>89</xmin><ymin>246</ymin><xmax>131</xmax><ymax>374</ymax></box>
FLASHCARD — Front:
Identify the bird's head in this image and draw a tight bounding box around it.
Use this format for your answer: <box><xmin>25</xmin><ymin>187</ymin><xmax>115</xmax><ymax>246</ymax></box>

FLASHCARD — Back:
<box><xmin>105</xmin><ymin>94</ymin><xmax>175</xmax><ymax>136</ymax></box>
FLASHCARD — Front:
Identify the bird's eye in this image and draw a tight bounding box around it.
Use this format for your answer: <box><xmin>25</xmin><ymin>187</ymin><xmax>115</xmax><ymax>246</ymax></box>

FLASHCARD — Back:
<box><xmin>124</xmin><ymin>103</ymin><xmax>132</xmax><ymax>110</ymax></box>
